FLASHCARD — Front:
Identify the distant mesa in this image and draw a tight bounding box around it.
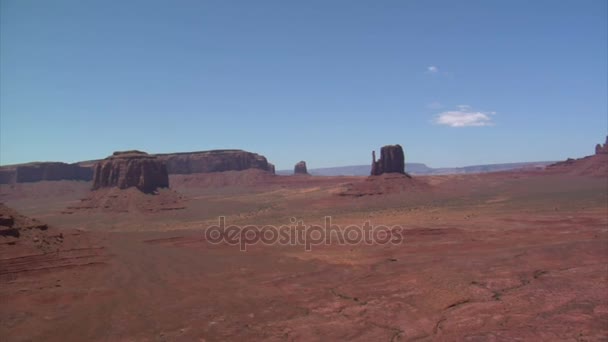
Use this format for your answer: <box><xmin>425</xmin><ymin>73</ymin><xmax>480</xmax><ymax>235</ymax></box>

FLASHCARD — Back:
<box><xmin>595</xmin><ymin>136</ymin><xmax>608</xmax><ymax>155</ymax></box>
<box><xmin>69</xmin><ymin>151</ymin><xmax>183</xmax><ymax>213</ymax></box>
<box><xmin>156</xmin><ymin>150</ymin><xmax>275</xmax><ymax>175</ymax></box>
<box><xmin>112</xmin><ymin>150</ymin><xmax>147</xmax><ymax>157</ymax></box>
<box><xmin>371</xmin><ymin>144</ymin><xmax>405</xmax><ymax>176</ymax></box>
<box><xmin>0</xmin><ymin>149</ymin><xmax>276</xmax><ymax>185</ymax></box>
<box><xmin>294</xmin><ymin>161</ymin><xmax>309</xmax><ymax>175</ymax></box>
<box><xmin>0</xmin><ymin>162</ymin><xmax>92</xmax><ymax>185</ymax></box>
<box><xmin>92</xmin><ymin>151</ymin><xmax>169</xmax><ymax>193</ymax></box>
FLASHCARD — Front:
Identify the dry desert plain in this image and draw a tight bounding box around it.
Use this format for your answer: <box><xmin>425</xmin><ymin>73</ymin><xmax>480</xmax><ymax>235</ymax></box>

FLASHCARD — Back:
<box><xmin>1</xmin><ymin>156</ymin><xmax>607</xmax><ymax>341</ymax></box>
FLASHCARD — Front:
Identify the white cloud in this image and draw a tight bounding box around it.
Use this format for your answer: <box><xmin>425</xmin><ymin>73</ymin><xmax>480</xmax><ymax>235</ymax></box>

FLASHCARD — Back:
<box><xmin>427</xmin><ymin>66</ymin><xmax>439</xmax><ymax>73</ymax></box>
<box><xmin>434</xmin><ymin>106</ymin><xmax>496</xmax><ymax>127</ymax></box>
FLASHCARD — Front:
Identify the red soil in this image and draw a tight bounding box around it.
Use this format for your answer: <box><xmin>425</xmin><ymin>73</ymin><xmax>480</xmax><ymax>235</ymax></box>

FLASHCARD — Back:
<box><xmin>0</xmin><ymin>162</ymin><xmax>606</xmax><ymax>341</ymax></box>
<box><xmin>339</xmin><ymin>173</ymin><xmax>430</xmax><ymax>197</ymax></box>
<box><xmin>65</xmin><ymin>187</ymin><xmax>187</xmax><ymax>214</ymax></box>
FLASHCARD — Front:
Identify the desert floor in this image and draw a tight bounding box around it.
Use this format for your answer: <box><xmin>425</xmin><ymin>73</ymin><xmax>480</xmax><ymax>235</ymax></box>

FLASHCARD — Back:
<box><xmin>1</xmin><ymin>169</ymin><xmax>607</xmax><ymax>341</ymax></box>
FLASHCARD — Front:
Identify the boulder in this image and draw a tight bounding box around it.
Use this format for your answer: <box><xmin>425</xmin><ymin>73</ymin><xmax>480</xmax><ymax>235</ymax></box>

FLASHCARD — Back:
<box><xmin>92</xmin><ymin>151</ymin><xmax>169</xmax><ymax>193</ymax></box>
<box><xmin>294</xmin><ymin>161</ymin><xmax>309</xmax><ymax>175</ymax></box>
<box><xmin>371</xmin><ymin>145</ymin><xmax>405</xmax><ymax>176</ymax></box>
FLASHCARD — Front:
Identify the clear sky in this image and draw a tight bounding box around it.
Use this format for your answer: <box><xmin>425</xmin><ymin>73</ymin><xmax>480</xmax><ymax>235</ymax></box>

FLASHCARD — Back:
<box><xmin>1</xmin><ymin>0</ymin><xmax>607</xmax><ymax>169</ymax></box>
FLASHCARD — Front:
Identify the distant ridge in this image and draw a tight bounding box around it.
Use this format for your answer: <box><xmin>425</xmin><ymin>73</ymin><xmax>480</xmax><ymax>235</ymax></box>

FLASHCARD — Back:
<box><xmin>277</xmin><ymin>161</ymin><xmax>556</xmax><ymax>176</ymax></box>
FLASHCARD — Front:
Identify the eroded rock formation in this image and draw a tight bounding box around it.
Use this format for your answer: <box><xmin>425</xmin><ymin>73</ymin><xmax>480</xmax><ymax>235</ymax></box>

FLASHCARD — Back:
<box><xmin>0</xmin><ymin>150</ymin><xmax>275</xmax><ymax>185</ymax></box>
<box><xmin>0</xmin><ymin>204</ymin><xmax>64</xmax><ymax>254</ymax></box>
<box><xmin>294</xmin><ymin>161</ymin><xmax>309</xmax><ymax>175</ymax></box>
<box><xmin>92</xmin><ymin>151</ymin><xmax>169</xmax><ymax>193</ymax></box>
<box><xmin>595</xmin><ymin>136</ymin><xmax>608</xmax><ymax>155</ymax></box>
<box><xmin>0</xmin><ymin>203</ymin><xmax>48</xmax><ymax>238</ymax></box>
<box><xmin>155</xmin><ymin>150</ymin><xmax>275</xmax><ymax>174</ymax></box>
<box><xmin>0</xmin><ymin>163</ymin><xmax>93</xmax><ymax>185</ymax></box>
<box><xmin>371</xmin><ymin>145</ymin><xmax>405</xmax><ymax>176</ymax></box>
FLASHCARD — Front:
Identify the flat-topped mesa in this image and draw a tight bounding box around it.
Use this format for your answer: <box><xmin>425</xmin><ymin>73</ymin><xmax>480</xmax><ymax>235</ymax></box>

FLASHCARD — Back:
<box><xmin>155</xmin><ymin>149</ymin><xmax>275</xmax><ymax>174</ymax></box>
<box><xmin>112</xmin><ymin>150</ymin><xmax>148</xmax><ymax>157</ymax></box>
<box><xmin>371</xmin><ymin>144</ymin><xmax>405</xmax><ymax>176</ymax></box>
<box><xmin>92</xmin><ymin>151</ymin><xmax>169</xmax><ymax>193</ymax></box>
<box><xmin>595</xmin><ymin>136</ymin><xmax>608</xmax><ymax>155</ymax></box>
<box><xmin>294</xmin><ymin>161</ymin><xmax>309</xmax><ymax>175</ymax></box>
<box><xmin>0</xmin><ymin>162</ymin><xmax>93</xmax><ymax>184</ymax></box>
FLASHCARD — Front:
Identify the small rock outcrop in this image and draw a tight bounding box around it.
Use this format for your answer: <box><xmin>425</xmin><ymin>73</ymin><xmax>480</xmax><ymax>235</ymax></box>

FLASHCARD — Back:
<box><xmin>371</xmin><ymin>145</ymin><xmax>405</xmax><ymax>176</ymax></box>
<box><xmin>0</xmin><ymin>203</ymin><xmax>48</xmax><ymax>238</ymax></box>
<box><xmin>0</xmin><ymin>203</ymin><xmax>65</xmax><ymax>254</ymax></box>
<box><xmin>294</xmin><ymin>161</ymin><xmax>309</xmax><ymax>175</ymax></box>
<box><xmin>595</xmin><ymin>136</ymin><xmax>608</xmax><ymax>155</ymax></box>
<box><xmin>92</xmin><ymin>151</ymin><xmax>169</xmax><ymax>193</ymax></box>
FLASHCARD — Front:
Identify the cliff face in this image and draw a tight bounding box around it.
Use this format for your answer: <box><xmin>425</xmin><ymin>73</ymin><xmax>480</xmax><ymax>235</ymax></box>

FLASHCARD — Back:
<box><xmin>92</xmin><ymin>151</ymin><xmax>169</xmax><ymax>193</ymax></box>
<box><xmin>0</xmin><ymin>169</ymin><xmax>17</xmax><ymax>184</ymax></box>
<box><xmin>0</xmin><ymin>163</ymin><xmax>93</xmax><ymax>184</ymax></box>
<box><xmin>155</xmin><ymin>150</ymin><xmax>274</xmax><ymax>174</ymax></box>
<box><xmin>371</xmin><ymin>145</ymin><xmax>405</xmax><ymax>176</ymax></box>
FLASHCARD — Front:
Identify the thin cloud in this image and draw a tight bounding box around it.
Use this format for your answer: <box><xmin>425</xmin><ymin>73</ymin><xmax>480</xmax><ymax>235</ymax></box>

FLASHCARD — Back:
<box><xmin>434</xmin><ymin>106</ymin><xmax>496</xmax><ymax>127</ymax></box>
<box><xmin>426</xmin><ymin>102</ymin><xmax>443</xmax><ymax>109</ymax></box>
<box><xmin>427</xmin><ymin>65</ymin><xmax>439</xmax><ymax>73</ymax></box>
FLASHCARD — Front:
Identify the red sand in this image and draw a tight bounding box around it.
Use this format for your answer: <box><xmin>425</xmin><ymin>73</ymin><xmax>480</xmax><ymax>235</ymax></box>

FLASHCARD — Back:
<box><xmin>0</xmin><ymin>166</ymin><xmax>607</xmax><ymax>341</ymax></box>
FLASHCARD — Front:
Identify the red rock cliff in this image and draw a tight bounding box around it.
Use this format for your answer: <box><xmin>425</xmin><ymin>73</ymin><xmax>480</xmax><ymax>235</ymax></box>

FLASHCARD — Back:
<box><xmin>92</xmin><ymin>151</ymin><xmax>169</xmax><ymax>193</ymax></box>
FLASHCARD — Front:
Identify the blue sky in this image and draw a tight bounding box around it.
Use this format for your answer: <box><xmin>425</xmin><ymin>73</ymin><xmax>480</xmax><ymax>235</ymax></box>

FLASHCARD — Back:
<box><xmin>1</xmin><ymin>0</ymin><xmax>606</xmax><ymax>169</ymax></box>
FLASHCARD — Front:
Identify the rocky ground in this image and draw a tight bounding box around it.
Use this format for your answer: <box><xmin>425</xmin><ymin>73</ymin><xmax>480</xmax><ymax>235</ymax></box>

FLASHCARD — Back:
<box><xmin>0</xmin><ymin>157</ymin><xmax>606</xmax><ymax>341</ymax></box>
